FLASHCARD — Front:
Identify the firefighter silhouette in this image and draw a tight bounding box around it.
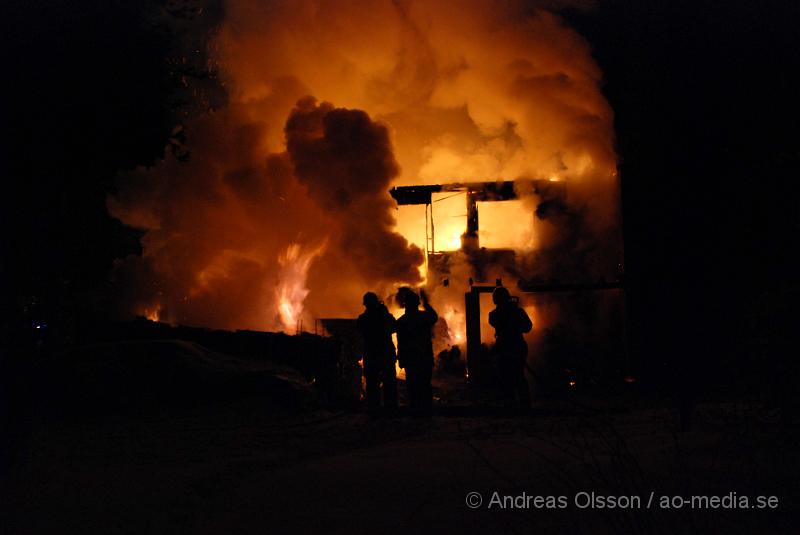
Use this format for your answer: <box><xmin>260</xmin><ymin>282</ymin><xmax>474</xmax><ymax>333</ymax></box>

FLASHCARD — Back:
<box><xmin>357</xmin><ymin>292</ymin><xmax>398</xmax><ymax>415</ymax></box>
<box><xmin>395</xmin><ymin>287</ymin><xmax>438</xmax><ymax>416</ymax></box>
<box><xmin>488</xmin><ymin>286</ymin><xmax>532</xmax><ymax>411</ymax></box>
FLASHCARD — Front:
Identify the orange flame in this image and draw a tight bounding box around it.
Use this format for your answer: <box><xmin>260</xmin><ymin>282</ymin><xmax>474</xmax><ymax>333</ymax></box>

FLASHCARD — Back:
<box><xmin>276</xmin><ymin>242</ymin><xmax>326</xmax><ymax>332</ymax></box>
<box><xmin>143</xmin><ymin>306</ymin><xmax>161</xmax><ymax>322</ymax></box>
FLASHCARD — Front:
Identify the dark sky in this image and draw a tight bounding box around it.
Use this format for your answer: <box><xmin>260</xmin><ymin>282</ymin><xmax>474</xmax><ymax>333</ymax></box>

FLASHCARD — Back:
<box><xmin>564</xmin><ymin>1</ymin><xmax>800</xmax><ymax>375</ymax></box>
<box><xmin>2</xmin><ymin>0</ymin><xmax>223</xmax><ymax>302</ymax></box>
<box><xmin>2</xmin><ymin>0</ymin><xmax>798</xmax><ymax>377</ymax></box>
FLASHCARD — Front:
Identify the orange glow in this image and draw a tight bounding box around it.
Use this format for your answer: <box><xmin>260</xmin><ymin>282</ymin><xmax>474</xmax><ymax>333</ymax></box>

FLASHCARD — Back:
<box><xmin>442</xmin><ymin>307</ymin><xmax>465</xmax><ymax>345</ymax></box>
<box><xmin>109</xmin><ymin>0</ymin><xmax>619</xmax><ymax>334</ymax></box>
<box><xmin>436</xmin><ymin>193</ymin><xmax>467</xmax><ymax>252</ymax></box>
<box><xmin>478</xmin><ymin>201</ymin><xmax>536</xmax><ymax>250</ymax></box>
<box><xmin>143</xmin><ymin>306</ymin><xmax>160</xmax><ymax>322</ymax></box>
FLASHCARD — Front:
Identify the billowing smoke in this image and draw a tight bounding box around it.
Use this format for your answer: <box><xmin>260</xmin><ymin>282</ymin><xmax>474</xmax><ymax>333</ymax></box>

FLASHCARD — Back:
<box><xmin>285</xmin><ymin>97</ymin><xmax>423</xmax><ymax>284</ymax></box>
<box><xmin>107</xmin><ymin>0</ymin><xmax>620</xmax><ymax>336</ymax></box>
<box><xmin>108</xmin><ymin>96</ymin><xmax>422</xmax><ymax>330</ymax></box>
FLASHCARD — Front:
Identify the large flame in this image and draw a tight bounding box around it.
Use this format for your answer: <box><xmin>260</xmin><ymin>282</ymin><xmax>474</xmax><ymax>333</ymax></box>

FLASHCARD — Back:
<box><xmin>276</xmin><ymin>242</ymin><xmax>326</xmax><ymax>332</ymax></box>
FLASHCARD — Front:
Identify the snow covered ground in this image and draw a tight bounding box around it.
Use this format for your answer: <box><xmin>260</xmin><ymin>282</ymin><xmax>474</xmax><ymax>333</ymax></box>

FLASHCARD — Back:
<box><xmin>2</xmin><ymin>342</ymin><xmax>797</xmax><ymax>533</ymax></box>
<box><xmin>4</xmin><ymin>398</ymin><xmax>797</xmax><ymax>534</ymax></box>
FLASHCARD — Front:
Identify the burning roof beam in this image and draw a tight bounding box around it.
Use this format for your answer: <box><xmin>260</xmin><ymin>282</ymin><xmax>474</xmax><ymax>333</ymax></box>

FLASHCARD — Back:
<box><xmin>389</xmin><ymin>180</ymin><xmax>539</xmax><ymax>206</ymax></box>
<box><xmin>390</xmin><ymin>179</ymin><xmax>563</xmax><ymax>253</ymax></box>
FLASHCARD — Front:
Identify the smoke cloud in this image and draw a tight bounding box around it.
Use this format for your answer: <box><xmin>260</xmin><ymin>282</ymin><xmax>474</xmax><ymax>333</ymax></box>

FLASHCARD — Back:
<box><xmin>285</xmin><ymin>97</ymin><xmax>424</xmax><ymax>284</ymax></box>
<box><xmin>107</xmin><ymin>0</ymin><xmax>620</xmax><ymax>333</ymax></box>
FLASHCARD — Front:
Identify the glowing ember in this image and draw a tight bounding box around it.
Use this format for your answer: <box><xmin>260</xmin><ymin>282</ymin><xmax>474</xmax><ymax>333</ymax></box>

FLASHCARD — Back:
<box><xmin>443</xmin><ymin>307</ymin><xmax>465</xmax><ymax>345</ymax></box>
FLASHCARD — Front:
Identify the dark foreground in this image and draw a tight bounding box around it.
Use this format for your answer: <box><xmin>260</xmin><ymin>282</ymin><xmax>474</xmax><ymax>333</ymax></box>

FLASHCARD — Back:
<box><xmin>3</xmin><ymin>391</ymin><xmax>798</xmax><ymax>534</ymax></box>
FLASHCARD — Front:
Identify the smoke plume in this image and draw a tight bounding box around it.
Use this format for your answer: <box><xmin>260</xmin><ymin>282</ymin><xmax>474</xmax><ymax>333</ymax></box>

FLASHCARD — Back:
<box><xmin>285</xmin><ymin>97</ymin><xmax>424</xmax><ymax>284</ymax></box>
<box><xmin>107</xmin><ymin>0</ymin><xmax>620</xmax><ymax>333</ymax></box>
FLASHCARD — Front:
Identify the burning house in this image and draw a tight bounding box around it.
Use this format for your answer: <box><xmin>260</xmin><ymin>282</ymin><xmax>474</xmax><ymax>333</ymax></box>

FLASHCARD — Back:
<box><xmin>389</xmin><ymin>179</ymin><xmax>624</xmax><ymax>380</ymax></box>
<box><xmin>105</xmin><ymin>0</ymin><xmax>624</xmax><ymax>386</ymax></box>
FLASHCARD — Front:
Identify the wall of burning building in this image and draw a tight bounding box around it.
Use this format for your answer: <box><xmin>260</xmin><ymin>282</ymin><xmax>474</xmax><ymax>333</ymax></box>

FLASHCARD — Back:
<box><xmin>107</xmin><ymin>0</ymin><xmax>622</xmax><ymax>372</ymax></box>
